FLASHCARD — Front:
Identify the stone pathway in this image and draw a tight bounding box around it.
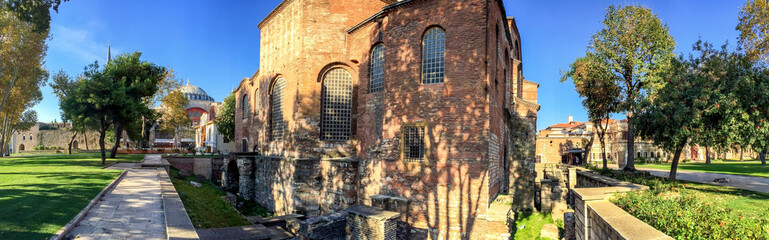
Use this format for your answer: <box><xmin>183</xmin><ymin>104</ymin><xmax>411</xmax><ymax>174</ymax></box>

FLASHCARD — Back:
<box><xmin>606</xmin><ymin>163</ymin><xmax>769</xmax><ymax>193</ymax></box>
<box><xmin>105</xmin><ymin>162</ymin><xmax>138</xmax><ymax>170</ymax></box>
<box><xmin>67</xmin><ymin>168</ymin><xmax>166</xmax><ymax>240</ymax></box>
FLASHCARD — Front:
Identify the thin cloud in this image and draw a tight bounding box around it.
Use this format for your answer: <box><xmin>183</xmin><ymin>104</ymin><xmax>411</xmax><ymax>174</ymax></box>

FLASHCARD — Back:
<box><xmin>49</xmin><ymin>25</ymin><xmax>113</xmax><ymax>64</ymax></box>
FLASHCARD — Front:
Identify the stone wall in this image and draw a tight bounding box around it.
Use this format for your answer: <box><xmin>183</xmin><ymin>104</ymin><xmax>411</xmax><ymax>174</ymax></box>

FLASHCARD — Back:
<box><xmin>571</xmin><ymin>171</ymin><xmax>671</xmax><ymax>240</ymax></box>
<box><xmin>38</xmin><ymin>129</ymin><xmax>105</xmax><ymax>150</ymax></box>
<box><xmin>164</xmin><ymin>156</ymin><xmax>224</xmax><ymax>183</ymax></box>
<box><xmin>240</xmin><ymin>155</ymin><xmax>358</xmax><ymax>217</ymax></box>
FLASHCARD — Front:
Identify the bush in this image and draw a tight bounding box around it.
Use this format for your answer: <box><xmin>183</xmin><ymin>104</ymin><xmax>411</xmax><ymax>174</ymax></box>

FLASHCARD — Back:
<box><xmin>613</xmin><ymin>190</ymin><xmax>768</xmax><ymax>239</ymax></box>
<box><xmin>598</xmin><ymin>169</ymin><xmax>769</xmax><ymax>239</ymax></box>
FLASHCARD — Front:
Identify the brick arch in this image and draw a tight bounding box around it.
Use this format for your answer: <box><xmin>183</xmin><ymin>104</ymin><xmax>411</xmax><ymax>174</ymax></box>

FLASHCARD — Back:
<box><xmin>315</xmin><ymin>62</ymin><xmax>356</xmax><ymax>84</ymax></box>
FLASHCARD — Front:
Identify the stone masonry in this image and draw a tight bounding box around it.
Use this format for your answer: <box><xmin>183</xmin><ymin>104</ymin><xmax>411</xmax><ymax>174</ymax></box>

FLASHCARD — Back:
<box><xmin>231</xmin><ymin>0</ymin><xmax>539</xmax><ymax>238</ymax></box>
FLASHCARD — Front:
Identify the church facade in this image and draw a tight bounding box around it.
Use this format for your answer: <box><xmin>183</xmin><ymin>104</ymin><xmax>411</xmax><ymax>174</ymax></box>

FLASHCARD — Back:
<box><xmin>233</xmin><ymin>0</ymin><xmax>538</xmax><ymax>238</ymax></box>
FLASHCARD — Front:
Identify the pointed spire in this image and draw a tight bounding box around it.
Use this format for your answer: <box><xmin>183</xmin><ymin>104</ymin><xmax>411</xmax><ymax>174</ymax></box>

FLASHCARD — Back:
<box><xmin>187</xmin><ymin>77</ymin><xmax>190</xmax><ymax>85</ymax></box>
<box><xmin>107</xmin><ymin>40</ymin><xmax>111</xmax><ymax>63</ymax></box>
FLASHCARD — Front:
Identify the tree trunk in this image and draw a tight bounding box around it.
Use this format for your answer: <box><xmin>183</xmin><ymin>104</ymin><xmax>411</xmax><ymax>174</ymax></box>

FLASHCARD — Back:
<box><xmin>601</xmin><ymin>142</ymin><xmax>608</xmax><ymax>170</ymax></box>
<box><xmin>760</xmin><ymin>150</ymin><xmax>766</xmax><ymax>165</ymax></box>
<box><xmin>669</xmin><ymin>143</ymin><xmax>685</xmax><ymax>181</ymax></box>
<box><xmin>67</xmin><ymin>131</ymin><xmax>78</xmax><ymax>155</ymax></box>
<box><xmin>99</xmin><ymin>120</ymin><xmax>107</xmax><ymax>164</ymax></box>
<box><xmin>109</xmin><ymin>123</ymin><xmax>122</xmax><ymax>158</ymax></box>
<box><xmin>84</xmin><ymin>130</ymin><xmax>89</xmax><ymax>150</ymax></box>
<box><xmin>0</xmin><ymin>113</ymin><xmax>8</xmax><ymax>157</ymax></box>
<box><xmin>705</xmin><ymin>146</ymin><xmax>711</xmax><ymax>164</ymax></box>
<box><xmin>623</xmin><ymin>114</ymin><xmax>636</xmax><ymax>171</ymax></box>
<box><xmin>740</xmin><ymin>148</ymin><xmax>744</xmax><ymax>161</ymax></box>
<box><xmin>0</xmin><ymin>68</ymin><xmax>19</xmax><ymax>123</ymax></box>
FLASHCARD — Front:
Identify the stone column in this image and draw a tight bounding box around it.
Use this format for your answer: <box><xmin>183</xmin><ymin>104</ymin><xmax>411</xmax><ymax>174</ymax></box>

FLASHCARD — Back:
<box><xmin>237</xmin><ymin>157</ymin><xmax>255</xmax><ymax>201</ymax></box>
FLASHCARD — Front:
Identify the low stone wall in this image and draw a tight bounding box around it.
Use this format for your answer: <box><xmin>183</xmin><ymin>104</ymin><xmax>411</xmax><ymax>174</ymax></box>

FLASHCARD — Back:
<box><xmin>163</xmin><ymin>156</ymin><xmax>224</xmax><ymax>183</ymax></box>
<box><xmin>576</xmin><ymin>170</ymin><xmax>650</xmax><ymax>189</ymax></box>
<box><xmin>234</xmin><ymin>155</ymin><xmax>358</xmax><ymax>217</ymax></box>
<box><xmin>571</xmin><ymin>171</ymin><xmax>670</xmax><ymax>240</ymax></box>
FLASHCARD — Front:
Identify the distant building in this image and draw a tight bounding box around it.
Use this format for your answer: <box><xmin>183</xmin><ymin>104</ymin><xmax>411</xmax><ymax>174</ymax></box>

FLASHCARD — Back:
<box><xmin>150</xmin><ymin>82</ymin><xmax>218</xmax><ymax>149</ymax></box>
<box><xmin>194</xmin><ymin>102</ymin><xmax>234</xmax><ymax>153</ymax></box>
<box><xmin>8</xmin><ymin>122</ymin><xmax>101</xmax><ymax>154</ymax></box>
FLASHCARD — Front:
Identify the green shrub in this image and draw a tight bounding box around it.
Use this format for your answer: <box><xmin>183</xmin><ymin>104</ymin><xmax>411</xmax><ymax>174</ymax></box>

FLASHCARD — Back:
<box><xmin>597</xmin><ymin>169</ymin><xmax>769</xmax><ymax>239</ymax></box>
<box><xmin>612</xmin><ymin>190</ymin><xmax>769</xmax><ymax>239</ymax></box>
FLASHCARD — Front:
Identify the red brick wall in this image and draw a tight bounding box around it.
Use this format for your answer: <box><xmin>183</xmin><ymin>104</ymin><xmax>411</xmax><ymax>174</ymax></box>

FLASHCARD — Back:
<box><xmin>234</xmin><ymin>0</ymin><xmax>529</xmax><ymax>238</ymax></box>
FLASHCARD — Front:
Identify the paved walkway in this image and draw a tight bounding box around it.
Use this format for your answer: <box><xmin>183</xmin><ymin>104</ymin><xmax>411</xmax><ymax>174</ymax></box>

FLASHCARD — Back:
<box><xmin>636</xmin><ymin>167</ymin><xmax>769</xmax><ymax>193</ymax></box>
<box><xmin>606</xmin><ymin>163</ymin><xmax>769</xmax><ymax>193</ymax></box>
<box><xmin>67</xmin><ymin>168</ymin><xmax>166</xmax><ymax>240</ymax></box>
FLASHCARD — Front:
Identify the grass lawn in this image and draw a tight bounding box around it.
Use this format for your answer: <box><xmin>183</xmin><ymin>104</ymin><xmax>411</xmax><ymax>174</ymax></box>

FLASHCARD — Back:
<box><xmin>168</xmin><ymin>167</ymin><xmax>251</xmax><ymax>229</ymax></box>
<box><xmin>0</xmin><ymin>153</ymin><xmax>144</xmax><ymax>239</ymax></box>
<box><xmin>511</xmin><ymin>211</ymin><xmax>562</xmax><ymax>240</ymax></box>
<box><xmin>637</xmin><ymin>159</ymin><xmax>769</xmax><ymax>178</ymax></box>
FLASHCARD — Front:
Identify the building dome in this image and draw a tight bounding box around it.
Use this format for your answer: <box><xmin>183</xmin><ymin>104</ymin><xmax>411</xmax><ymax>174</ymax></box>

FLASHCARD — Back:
<box><xmin>177</xmin><ymin>83</ymin><xmax>215</xmax><ymax>102</ymax></box>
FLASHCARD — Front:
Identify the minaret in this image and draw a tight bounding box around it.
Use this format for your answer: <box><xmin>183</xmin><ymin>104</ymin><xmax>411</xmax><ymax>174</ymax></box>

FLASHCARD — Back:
<box><xmin>107</xmin><ymin>41</ymin><xmax>111</xmax><ymax>63</ymax></box>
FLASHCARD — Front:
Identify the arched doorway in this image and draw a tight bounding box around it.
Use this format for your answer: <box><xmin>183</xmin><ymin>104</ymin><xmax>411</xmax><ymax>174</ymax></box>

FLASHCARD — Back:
<box><xmin>72</xmin><ymin>140</ymin><xmax>79</xmax><ymax>149</ymax></box>
<box><xmin>225</xmin><ymin>160</ymin><xmax>240</xmax><ymax>194</ymax></box>
<box><xmin>19</xmin><ymin>144</ymin><xmax>24</xmax><ymax>151</ymax></box>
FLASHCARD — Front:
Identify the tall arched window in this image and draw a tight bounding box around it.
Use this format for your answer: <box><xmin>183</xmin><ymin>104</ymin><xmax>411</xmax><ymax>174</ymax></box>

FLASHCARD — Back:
<box><xmin>370</xmin><ymin>44</ymin><xmax>385</xmax><ymax>93</ymax></box>
<box><xmin>271</xmin><ymin>78</ymin><xmax>286</xmax><ymax>141</ymax></box>
<box><xmin>242</xmin><ymin>94</ymin><xmax>249</xmax><ymax>119</ymax></box>
<box><xmin>321</xmin><ymin>68</ymin><xmax>353</xmax><ymax>141</ymax></box>
<box><xmin>422</xmin><ymin>27</ymin><xmax>445</xmax><ymax>84</ymax></box>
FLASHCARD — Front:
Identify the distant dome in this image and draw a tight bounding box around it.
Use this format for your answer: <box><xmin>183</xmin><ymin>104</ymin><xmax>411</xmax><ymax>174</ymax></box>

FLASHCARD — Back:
<box><xmin>177</xmin><ymin>83</ymin><xmax>214</xmax><ymax>102</ymax></box>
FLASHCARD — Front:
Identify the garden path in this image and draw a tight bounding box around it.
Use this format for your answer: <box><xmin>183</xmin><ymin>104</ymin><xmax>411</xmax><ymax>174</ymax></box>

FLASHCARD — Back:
<box><xmin>608</xmin><ymin>164</ymin><xmax>769</xmax><ymax>193</ymax></box>
<box><xmin>66</xmin><ymin>167</ymin><xmax>166</xmax><ymax>239</ymax></box>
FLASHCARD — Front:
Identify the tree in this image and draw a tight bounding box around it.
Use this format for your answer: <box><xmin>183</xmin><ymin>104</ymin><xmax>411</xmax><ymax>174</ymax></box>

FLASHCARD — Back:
<box><xmin>636</xmin><ymin>59</ymin><xmax>703</xmax><ymax>181</ymax></box>
<box><xmin>159</xmin><ymin>89</ymin><xmax>190</xmax><ymax>148</ymax></box>
<box><xmin>737</xmin><ymin>0</ymin><xmax>769</xmax><ymax>66</ymax></box>
<box><xmin>2</xmin><ymin>0</ymin><xmax>68</xmax><ymax>33</ymax></box>
<box><xmin>52</xmin><ymin>70</ymin><xmax>97</xmax><ymax>154</ymax></box>
<box><xmin>562</xmin><ymin>52</ymin><xmax>620</xmax><ymax>170</ymax></box>
<box><xmin>106</xmin><ymin>52</ymin><xmax>165</xmax><ymax>158</ymax></box>
<box><xmin>577</xmin><ymin>5</ymin><xmax>676</xmax><ymax>171</ymax></box>
<box><xmin>140</xmin><ymin>68</ymin><xmax>182</xmax><ymax>149</ymax></box>
<box><xmin>216</xmin><ymin>92</ymin><xmax>235</xmax><ymax>143</ymax></box>
<box><xmin>59</xmin><ymin>52</ymin><xmax>164</xmax><ymax>164</ymax></box>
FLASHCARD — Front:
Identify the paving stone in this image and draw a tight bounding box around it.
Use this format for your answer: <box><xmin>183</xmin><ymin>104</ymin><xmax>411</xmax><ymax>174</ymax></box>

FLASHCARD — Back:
<box><xmin>65</xmin><ymin>155</ymin><xmax>170</xmax><ymax>240</ymax></box>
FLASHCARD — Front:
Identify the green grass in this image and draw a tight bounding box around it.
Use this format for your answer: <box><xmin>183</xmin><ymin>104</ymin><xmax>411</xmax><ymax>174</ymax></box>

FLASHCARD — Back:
<box><xmin>169</xmin><ymin>167</ymin><xmax>251</xmax><ymax>229</ymax></box>
<box><xmin>511</xmin><ymin>211</ymin><xmax>562</xmax><ymax>240</ymax></box>
<box><xmin>637</xmin><ymin>159</ymin><xmax>769</xmax><ymax>178</ymax></box>
<box><xmin>0</xmin><ymin>153</ymin><xmax>145</xmax><ymax>239</ymax></box>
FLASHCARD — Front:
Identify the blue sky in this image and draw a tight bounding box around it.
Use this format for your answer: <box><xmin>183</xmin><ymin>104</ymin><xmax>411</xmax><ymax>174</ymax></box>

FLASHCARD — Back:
<box><xmin>36</xmin><ymin>0</ymin><xmax>746</xmax><ymax>131</ymax></box>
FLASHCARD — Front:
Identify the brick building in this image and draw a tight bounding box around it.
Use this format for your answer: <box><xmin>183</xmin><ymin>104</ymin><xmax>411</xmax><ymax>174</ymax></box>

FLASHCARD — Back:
<box><xmin>232</xmin><ymin>0</ymin><xmax>538</xmax><ymax>238</ymax></box>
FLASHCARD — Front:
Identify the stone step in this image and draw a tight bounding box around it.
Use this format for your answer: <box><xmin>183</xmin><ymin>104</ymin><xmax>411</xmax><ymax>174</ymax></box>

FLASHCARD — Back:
<box><xmin>196</xmin><ymin>224</ymin><xmax>275</xmax><ymax>240</ymax></box>
<box><xmin>266</xmin><ymin>226</ymin><xmax>295</xmax><ymax>240</ymax></box>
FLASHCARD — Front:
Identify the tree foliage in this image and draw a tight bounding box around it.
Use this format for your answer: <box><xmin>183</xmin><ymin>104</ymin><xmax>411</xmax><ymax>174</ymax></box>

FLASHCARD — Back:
<box><xmin>636</xmin><ymin>40</ymin><xmax>769</xmax><ymax>179</ymax></box>
<box><xmin>216</xmin><ymin>92</ymin><xmax>235</xmax><ymax>142</ymax></box>
<box><xmin>737</xmin><ymin>0</ymin><xmax>769</xmax><ymax>65</ymax></box>
<box><xmin>59</xmin><ymin>52</ymin><xmax>164</xmax><ymax>163</ymax></box>
<box><xmin>562</xmin><ymin>52</ymin><xmax>620</xmax><ymax>169</ymax></box>
<box><xmin>159</xmin><ymin>89</ymin><xmax>190</xmax><ymax>148</ymax></box>
<box><xmin>578</xmin><ymin>5</ymin><xmax>676</xmax><ymax>170</ymax></box>
<box><xmin>2</xmin><ymin>0</ymin><xmax>67</xmax><ymax>33</ymax></box>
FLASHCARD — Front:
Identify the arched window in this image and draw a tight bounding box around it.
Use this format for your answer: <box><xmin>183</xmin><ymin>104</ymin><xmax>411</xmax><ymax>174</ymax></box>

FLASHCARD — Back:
<box><xmin>22</xmin><ymin>135</ymin><xmax>25</xmax><ymax>140</ymax></box>
<box><xmin>241</xmin><ymin>139</ymin><xmax>248</xmax><ymax>152</ymax></box>
<box><xmin>242</xmin><ymin>94</ymin><xmax>249</xmax><ymax>119</ymax></box>
<box><xmin>271</xmin><ymin>78</ymin><xmax>286</xmax><ymax>141</ymax></box>
<box><xmin>370</xmin><ymin>44</ymin><xmax>385</xmax><ymax>92</ymax></box>
<box><xmin>422</xmin><ymin>27</ymin><xmax>445</xmax><ymax>84</ymax></box>
<box><xmin>321</xmin><ymin>68</ymin><xmax>353</xmax><ymax>141</ymax></box>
